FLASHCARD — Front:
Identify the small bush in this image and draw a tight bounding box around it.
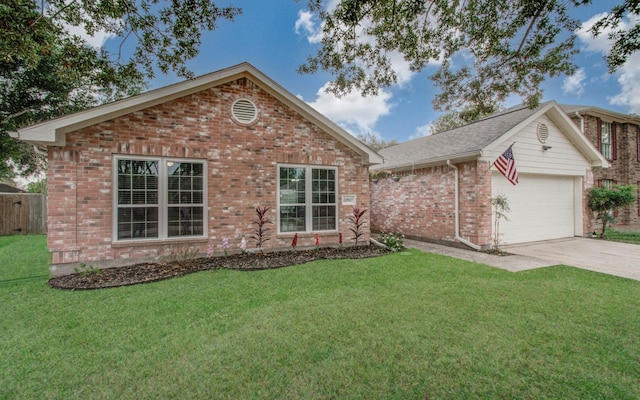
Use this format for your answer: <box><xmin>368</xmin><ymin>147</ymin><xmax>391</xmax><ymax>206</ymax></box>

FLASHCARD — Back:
<box><xmin>378</xmin><ymin>232</ymin><xmax>405</xmax><ymax>252</ymax></box>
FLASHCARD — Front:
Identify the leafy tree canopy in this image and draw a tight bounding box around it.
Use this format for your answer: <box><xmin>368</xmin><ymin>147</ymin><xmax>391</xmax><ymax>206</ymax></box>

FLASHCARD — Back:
<box><xmin>300</xmin><ymin>0</ymin><xmax>639</xmax><ymax>112</ymax></box>
<box><xmin>357</xmin><ymin>132</ymin><xmax>398</xmax><ymax>150</ymax></box>
<box><xmin>430</xmin><ymin>102</ymin><xmax>502</xmax><ymax>135</ymax></box>
<box><xmin>0</xmin><ymin>0</ymin><xmax>241</xmax><ymax>180</ymax></box>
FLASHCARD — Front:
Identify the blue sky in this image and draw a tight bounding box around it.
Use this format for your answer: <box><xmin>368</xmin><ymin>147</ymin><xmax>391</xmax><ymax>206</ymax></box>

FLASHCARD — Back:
<box><xmin>104</xmin><ymin>1</ymin><xmax>639</xmax><ymax>144</ymax></box>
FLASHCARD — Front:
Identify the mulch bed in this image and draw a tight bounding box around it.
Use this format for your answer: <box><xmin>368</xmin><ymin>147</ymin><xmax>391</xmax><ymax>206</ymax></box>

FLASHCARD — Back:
<box><xmin>48</xmin><ymin>245</ymin><xmax>390</xmax><ymax>290</ymax></box>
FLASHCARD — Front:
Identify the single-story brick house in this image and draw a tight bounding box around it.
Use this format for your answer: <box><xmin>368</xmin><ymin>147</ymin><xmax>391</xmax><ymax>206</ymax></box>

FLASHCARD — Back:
<box><xmin>12</xmin><ymin>63</ymin><xmax>382</xmax><ymax>274</ymax></box>
<box><xmin>371</xmin><ymin>101</ymin><xmax>609</xmax><ymax>248</ymax></box>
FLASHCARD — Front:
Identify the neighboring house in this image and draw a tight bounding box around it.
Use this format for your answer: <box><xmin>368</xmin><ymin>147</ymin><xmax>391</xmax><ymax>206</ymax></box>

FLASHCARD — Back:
<box><xmin>561</xmin><ymin>104</ymin><xmax>640</xmax><ymax>229</ymax></box>
<box><xmin>370</xmin><ymin>101</ymin><xmax>608</xmax><ymax>248</ymax></box>
<box><xmin>12</xmin><ymin>63</ymin><xmax>382</xmax><ymax>274</ymax></box>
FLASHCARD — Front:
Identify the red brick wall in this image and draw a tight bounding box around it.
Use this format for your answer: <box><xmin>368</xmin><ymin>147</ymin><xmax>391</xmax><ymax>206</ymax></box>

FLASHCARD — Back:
<box><xmin>370</xmin><ymin>161</ymin><xmax>492</xmax><ymax>247</ymax></box>
<box><xmin>47</xmin><ymin>77</ymin><xmax>370</xmax><ymax>267</ymax></box>
<box><xmin>569</xmin><ymin>114</ymin><xmax>640</xmax><ymax>228</ymax></box>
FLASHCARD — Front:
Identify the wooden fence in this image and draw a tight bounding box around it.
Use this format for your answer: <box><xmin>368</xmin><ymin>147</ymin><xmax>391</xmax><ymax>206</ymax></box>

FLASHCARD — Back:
<box><xmin>0</xmin><ymin>194</ymin><xmax>47</xmax><ymax>236</ymax></box>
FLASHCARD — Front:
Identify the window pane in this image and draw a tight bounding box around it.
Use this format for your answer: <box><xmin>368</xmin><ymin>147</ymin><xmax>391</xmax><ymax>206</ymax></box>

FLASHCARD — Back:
<box><xmin>279</xmin><ymin>167</ymin><xmax>305</xmax><ymax>205</ymax></box>
<box><xmin>117</xmin><ymin>207</ymin><xmax>159</xmax><ymax>239</ymax></box>
<box><xmin>312</xmin><ymin>205</ymin><xmax>336</xmax><ymax>231</ymax></box>
<box><xmin>601</xmin><ymin>122</ymin><xmax>612</xmax><ymax>159</ymax></box>
<box><xmin>280</xmin><ymin>205</ymin><xmax>305</xmax><ymax>232</ymax></box>
<box><xmin>166</xmin><ymin>161</ymin><xmax>205</xmax><ymax>237</ymax></box>
<box><xmin>312</xmin><ymin>168</ymin><xmax>336</xmax><ymax>205</ymax></box>
<box><xmin>168</xmin><ymin>206</ymin><xmax>204</xmax><ymax>237</ymax></box>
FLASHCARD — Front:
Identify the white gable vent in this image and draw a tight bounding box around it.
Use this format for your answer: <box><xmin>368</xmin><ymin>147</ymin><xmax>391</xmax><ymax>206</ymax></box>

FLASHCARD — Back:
<box><xmin>231</xmin><ymin>98</ymin><xmax>258</xmax><ymax>124</ymax></box>
<box><xmin>537</xmin><ymin>123</ymin><xmax>549</xmax><ymax>144</ymax></box>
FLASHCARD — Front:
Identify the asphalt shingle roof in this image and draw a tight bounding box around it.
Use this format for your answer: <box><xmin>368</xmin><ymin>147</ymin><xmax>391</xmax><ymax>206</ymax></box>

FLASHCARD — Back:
<box><xmin>375</xmin><ymin>102</ymin><xmax>550</xmax><ymax>170</ymax></box>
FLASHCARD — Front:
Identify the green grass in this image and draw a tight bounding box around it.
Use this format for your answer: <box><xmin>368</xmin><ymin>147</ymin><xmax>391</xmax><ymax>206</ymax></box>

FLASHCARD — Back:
<box><xmin>605</xmin><ymin>229</ymin><xmax>640</xmax><ymax>244</ymax></box>
<box><xmin>1</xmin><ymin>236</ymin><xmax>639</xmax><ymax>399</ymax></box>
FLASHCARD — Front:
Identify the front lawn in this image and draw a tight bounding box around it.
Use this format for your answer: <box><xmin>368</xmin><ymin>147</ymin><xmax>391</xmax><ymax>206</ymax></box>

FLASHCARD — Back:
<box><xmin>1</xmin><ymin>236</ymin><xmax>639</xmax><ymax>399</ymax></box>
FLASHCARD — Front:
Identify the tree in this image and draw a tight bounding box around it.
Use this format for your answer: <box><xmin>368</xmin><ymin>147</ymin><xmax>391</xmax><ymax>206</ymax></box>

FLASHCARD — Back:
<box><xmin>491</xmin><ymin>194</ymin><xmax>510</xmax><ymax>253</ymax></box>
<box><xmin>357</xmin><ymin>132</ymin><xmax>398</xmax><ymax>150</ymax></box>
<box><xmin>587</xmin><ymin>184</ymin><xmax>637</xmax><ymax>237</ymax></box>
<box><xmin>300</xmin><ymin>1</ymin><xmax>639</xmax><ymax>112</ymax></box>
<box><xmin>590</xmin><ymin>0</ymin><xmax>640</xmax><ymax>73</ymax></box>
<box><xmin>430</xmin><ymin>102</ymin><xmax>501</xmax><ymax>135</ymax></box>
<box><xmin>1</xmin><ymin>0</ymin><xmax>241</xmax><ymax>180</ymax></box>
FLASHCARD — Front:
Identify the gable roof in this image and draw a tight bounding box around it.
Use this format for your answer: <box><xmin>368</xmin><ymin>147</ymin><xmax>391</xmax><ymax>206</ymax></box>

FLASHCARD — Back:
<box><xmin>375</xmin><ymin>101</ymin><xmax>608</xmax><ymax>171</ymax></box>
<box><xmin>560</xmin><ymin>104</ymin><xmax>640</xmax><ymax>124</ymax></box>
<box><xmin>12</xmin><ymin>62</ymin><xmax>382</xmax><ymax>165</ymax></box>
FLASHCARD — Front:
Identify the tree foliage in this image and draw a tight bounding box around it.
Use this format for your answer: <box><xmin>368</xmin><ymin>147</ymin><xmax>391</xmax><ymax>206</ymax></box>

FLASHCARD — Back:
<box><xmin>587</xmin><ymin>184</ymin><xmax>637</xmax><ymax>237</ymax></box>
<box><xmin>0</xmin><ymin>0</ymin><xmax>241</xmax><ymax>179</ymax></box>
<box><xmin>430</xmin><ymin>102</ymin><xmax>501</xmax><ymax>135</ymax></box>
<box><xmin>590</xmin><ymin>0</ymin><xmax>640</xmax><ymax>73</ymax></box>
<box><xmin>357</xmin><ymin>132</ymin><xmax>398</xmax><ymax>150</ymax></box>
<box><xmin>300</xmin><ymin>0</ymin><xmax>639</xmax><ymax>112</ymax></box>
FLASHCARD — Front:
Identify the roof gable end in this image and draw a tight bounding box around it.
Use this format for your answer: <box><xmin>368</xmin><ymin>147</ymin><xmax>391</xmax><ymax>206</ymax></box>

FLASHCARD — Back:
<box><xmin>15</xmin><ymin>62</ymin><xmax>382</xmax><ymax>165</ymax></box>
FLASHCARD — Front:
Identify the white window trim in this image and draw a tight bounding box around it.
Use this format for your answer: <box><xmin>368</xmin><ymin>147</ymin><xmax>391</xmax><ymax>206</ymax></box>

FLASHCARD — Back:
<box><xmin>112</xmin><ymin>155</ymin><xmax>208</xmax><ymax>243</ymax></box>
<box><xmin>277</xmin><ymin>164</ymin><xmax>339</xmax><ymax>234</ymax></box>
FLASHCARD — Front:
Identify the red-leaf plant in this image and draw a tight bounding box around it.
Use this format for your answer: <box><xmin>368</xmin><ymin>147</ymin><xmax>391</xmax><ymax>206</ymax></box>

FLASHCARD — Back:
<box><xmin>251</xmin><ymin>205</ymin><xmax>272</xmax><ymax>255</ymax></box>
<box><xmin>348</xmin><ymin>206</ymin><xmax>368</xmax><ymax>246</ymax></box>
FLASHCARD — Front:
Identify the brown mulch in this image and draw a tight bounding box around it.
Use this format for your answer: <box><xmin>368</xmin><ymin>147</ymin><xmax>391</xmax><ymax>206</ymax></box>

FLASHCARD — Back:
<box><xmin>48</xmin><ymin>245</ymin><xmax>390</xmax><ymax>290</ymax></box>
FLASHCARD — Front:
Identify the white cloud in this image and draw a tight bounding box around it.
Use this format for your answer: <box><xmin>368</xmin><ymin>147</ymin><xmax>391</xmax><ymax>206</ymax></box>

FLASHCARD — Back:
<box><xmin>576</xmin><ymin>13</ymin><xmax>613</xmax><ymax>54</ymax></box>
<box><xmin>562</xmin><ymin>68</ymin><xmax>586</xmax><ymax>96</ymax></box>
<box><xmin>609</xmin><ymin>53</ymin><xmax>640</xmax><ymax>113</ymax></box>
<box><xmin>294</xmin><ymin>10</ymin><xmax>323</xmax><ymax>44</ymax></box>
<box><xmin>306</xmin><ymin>82</ymin><xmax>393</xmax><ymax>135</ymax></box>
<box><xmin>576</xmin><ymin>13</ymin><xmax>640</xmax><ymax>113</ymax></box>
<box><xmin>411</xmin><ymin>123</ymin><xmax>433</xmax><ymax>139</ymax></box>
<box><xmin>66</xmin><ymin>24</ymin><xmax>115</xmax><ymax>49</ymax></box>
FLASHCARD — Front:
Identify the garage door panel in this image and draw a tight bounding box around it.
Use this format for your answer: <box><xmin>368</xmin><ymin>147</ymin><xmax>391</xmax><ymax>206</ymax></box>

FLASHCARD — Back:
<box><xmin>492</xmin><ymin>173</ymin><xmax>575</xmax><ymax>244</ymax></box>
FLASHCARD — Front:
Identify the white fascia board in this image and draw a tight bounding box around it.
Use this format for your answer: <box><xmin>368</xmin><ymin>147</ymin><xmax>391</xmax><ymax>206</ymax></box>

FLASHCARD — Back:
<box><xmin>545</xmin><ymin>105</ymin><xmax>609</xmax><ymax>168</ymax></box>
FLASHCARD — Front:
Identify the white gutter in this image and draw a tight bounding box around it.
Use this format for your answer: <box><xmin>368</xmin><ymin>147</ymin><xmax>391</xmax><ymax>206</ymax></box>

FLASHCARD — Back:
<box><xmin>447</xmin><ymin>160</ymin><xmax>483</xmax><ymax>250</ymax></box>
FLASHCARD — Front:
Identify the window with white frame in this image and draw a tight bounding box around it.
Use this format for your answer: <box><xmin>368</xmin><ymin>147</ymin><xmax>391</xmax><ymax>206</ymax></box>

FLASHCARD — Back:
<box><xmin>114</xmin><ymin>157</ymin><xmax>206</xmax><ymax>241</ymax></box>
<box><xmin>601</xmin><ymin>121</ymin><xmax>612</xmax><ymax>159</ymax></box>
<box><xmin>278</xmin><ymin>165</ymin><xmax>337</xmax><ymax>233</ymax></box>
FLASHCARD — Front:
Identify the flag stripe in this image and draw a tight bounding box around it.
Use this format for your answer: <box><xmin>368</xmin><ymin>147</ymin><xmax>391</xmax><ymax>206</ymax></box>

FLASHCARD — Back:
<box><xmin>494</xmin><ymin>144</ymin><xmax>519</xmax><ymax>185</ymax></box>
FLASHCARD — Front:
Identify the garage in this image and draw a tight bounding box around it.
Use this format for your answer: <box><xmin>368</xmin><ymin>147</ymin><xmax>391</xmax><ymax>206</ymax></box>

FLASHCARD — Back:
<box><xmin>492</xmin><ymin>173</ymin><xmax>578</xmax><ymax>244</ymax></box>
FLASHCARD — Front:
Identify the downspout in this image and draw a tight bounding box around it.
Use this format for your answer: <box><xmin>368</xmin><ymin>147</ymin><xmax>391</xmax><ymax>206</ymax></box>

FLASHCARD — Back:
<box><xmin>447</xmin><ymin>160</ymin><xmax>483</xmax><ymax>250</ymax></box>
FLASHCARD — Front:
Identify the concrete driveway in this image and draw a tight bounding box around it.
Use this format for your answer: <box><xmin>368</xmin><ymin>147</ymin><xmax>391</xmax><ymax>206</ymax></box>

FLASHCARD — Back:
<box><xmin>504</xmin><ymin>238</ymin><xmax>640</xmax><ymax>281</ymax></box>
<box><xmin>405</xmin><ymin>237</ymin><xmax>640</xmax><ymax>281</ymax></box>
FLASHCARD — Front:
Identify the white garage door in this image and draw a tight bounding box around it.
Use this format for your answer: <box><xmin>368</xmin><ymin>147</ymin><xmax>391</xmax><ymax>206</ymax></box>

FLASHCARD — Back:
<box><xmin>492</xmin><ymin>173</ymin><xmax>576</xmax><ymax>244</ymax></box>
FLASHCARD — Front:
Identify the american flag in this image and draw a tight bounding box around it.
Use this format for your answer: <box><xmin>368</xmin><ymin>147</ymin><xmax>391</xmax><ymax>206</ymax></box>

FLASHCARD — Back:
<box><xmin>494</xmin><ymin>144</ymin><xmax>519</xmax><ymax>185</ymax></box>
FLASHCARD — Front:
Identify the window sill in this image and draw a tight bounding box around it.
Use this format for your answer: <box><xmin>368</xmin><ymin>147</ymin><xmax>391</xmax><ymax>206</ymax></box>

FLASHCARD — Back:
<box><xmin>277</xmin><ymin>231</ymin><xmax>337</xmax><ymax>239</ymax></box>
<box><xmin>112</xmin><ymin>236</ymin><xmax>208</xmax><ymax>248</ymax></box>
